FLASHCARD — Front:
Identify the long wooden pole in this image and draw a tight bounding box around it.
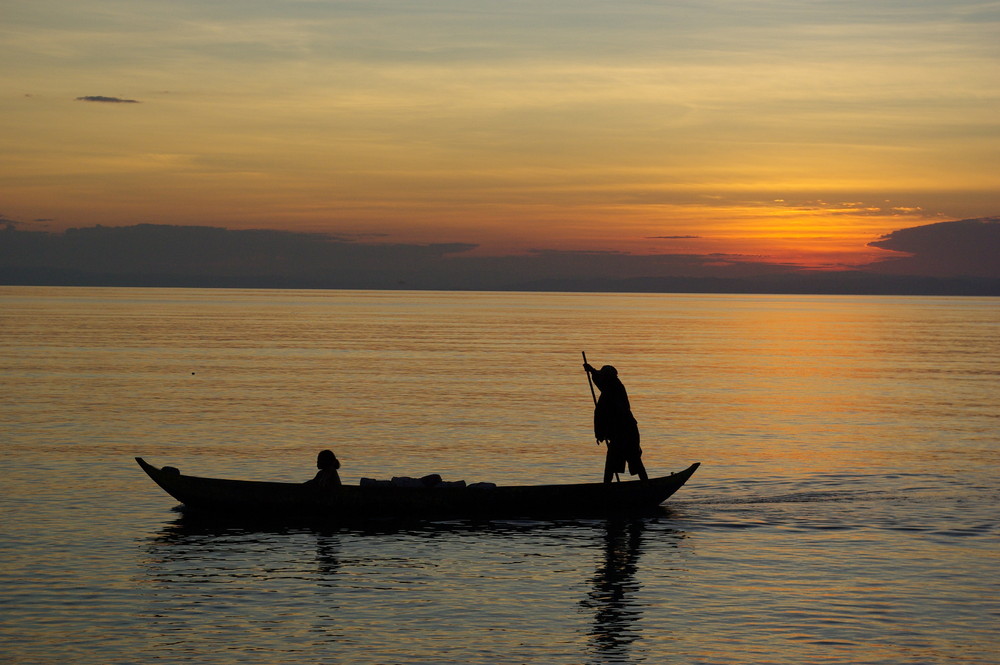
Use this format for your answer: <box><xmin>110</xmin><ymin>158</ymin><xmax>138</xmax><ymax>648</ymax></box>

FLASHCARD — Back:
<box><xmin>582</xmin><ymin>351</ymin><xmax>597</xmax><ymax>409</ymax></box>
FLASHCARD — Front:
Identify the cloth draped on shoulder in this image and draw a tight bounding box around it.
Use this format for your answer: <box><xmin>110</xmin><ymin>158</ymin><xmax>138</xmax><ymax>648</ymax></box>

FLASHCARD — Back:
<box><xmin>592</xmin><ymin>371</ymin><xmax>639</xmax><ymax>449</ymax></box>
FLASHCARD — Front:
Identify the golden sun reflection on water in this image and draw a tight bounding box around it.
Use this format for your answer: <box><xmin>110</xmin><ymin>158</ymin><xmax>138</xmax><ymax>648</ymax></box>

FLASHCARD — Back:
<box><xmin>1</xmin><ymin>288</ymin><xmax>997</xmax><ymax>664</ymax></box>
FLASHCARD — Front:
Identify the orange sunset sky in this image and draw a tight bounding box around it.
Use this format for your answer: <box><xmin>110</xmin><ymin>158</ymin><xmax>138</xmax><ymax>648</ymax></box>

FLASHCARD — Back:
<box><xmin>3</xmin><ymin>0</ymin><xmax>999</xmax><ymax>270</ymax></box>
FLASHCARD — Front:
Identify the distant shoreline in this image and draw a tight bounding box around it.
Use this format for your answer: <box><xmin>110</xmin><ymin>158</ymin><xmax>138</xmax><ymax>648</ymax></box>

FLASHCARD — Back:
<box><xmin>5</xmin><ymin>221</ymin><xmax>999</xmax><ymax>297</ymax></box>
<box><xmin>3</xmin><ymin>270</ymin><xmax>998</xmax><ymax>297</ymax></box>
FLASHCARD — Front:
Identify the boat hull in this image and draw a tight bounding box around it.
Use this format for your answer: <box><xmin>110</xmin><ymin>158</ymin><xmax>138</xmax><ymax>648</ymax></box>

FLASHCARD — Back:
<box><xmin>135</xmin><ymin>457</ymin><xmax>700</xmax><ymax>520</ymax></box>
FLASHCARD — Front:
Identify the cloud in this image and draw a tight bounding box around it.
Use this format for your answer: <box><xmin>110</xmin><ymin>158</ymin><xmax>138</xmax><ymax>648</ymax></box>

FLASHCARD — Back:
<box><xmin>867</xmin><ymin>217</ymin><xmax>1000</xmax><ymax>278</ymax></box>
<box><xmin>0</xmin><ymin>215</ymin><xmax>55</xmax><ymax>229</ymax></box>
<box><xmin>0</xmin><ymin>224</ymin><xmax>477</xmax><ymax>289</ymax></box>
<box><xmin>0</xmin><ymin>223</ymin><xmax>793</xmax><ymax>290</ymax></box>
<box><xmin>2</xmin><ymin>223</ymin><xmax>997</xmax><ymax>294</ymax></box>
<box><xmin>75</xmin><ymin>95</ymin><xmax>140</xmax><ymax>104</ymax></box>
<box><xmin>647</xmin><ymin>235</ymin><xmax>701</xmax><ymax>239</ymax></box>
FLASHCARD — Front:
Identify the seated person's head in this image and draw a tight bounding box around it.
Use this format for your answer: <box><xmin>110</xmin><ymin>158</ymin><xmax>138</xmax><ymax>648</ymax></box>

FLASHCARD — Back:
<box><xmin>317</xmin><ymin>449</ymin><xmax>337</xmax><ymax>469</ymax></box>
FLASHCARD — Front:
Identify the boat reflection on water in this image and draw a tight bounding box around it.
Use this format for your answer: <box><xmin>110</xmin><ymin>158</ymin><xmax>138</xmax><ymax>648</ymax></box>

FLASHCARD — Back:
<box><xmin>143</xmin><ymin>513</ymin><xmax>687</xmax><ymax>662</ymax></box>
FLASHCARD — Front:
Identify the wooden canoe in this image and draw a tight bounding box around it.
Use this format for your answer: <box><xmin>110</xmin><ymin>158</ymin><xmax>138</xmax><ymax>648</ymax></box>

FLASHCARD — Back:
<box><xmin>136</xmin><ymin>457</ymin><xmax>700</xmax><ymax>520</ymax></box>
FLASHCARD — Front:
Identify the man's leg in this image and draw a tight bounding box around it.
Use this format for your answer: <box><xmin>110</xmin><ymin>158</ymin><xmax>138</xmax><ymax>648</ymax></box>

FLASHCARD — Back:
<box><xmin>630</xmin><ymin>456</ymin><xmax>649</xmax><ymax>481</ymax></box>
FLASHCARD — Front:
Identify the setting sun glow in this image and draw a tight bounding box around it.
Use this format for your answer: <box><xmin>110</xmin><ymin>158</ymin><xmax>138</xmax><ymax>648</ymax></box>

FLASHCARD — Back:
<box><xmin>2</xmin><ymin>0</ymin><xmax>998</xmax><ymax>276</ymax></box>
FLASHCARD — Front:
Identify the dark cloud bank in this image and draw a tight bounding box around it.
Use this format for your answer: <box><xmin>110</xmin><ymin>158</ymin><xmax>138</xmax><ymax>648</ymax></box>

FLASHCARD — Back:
<box><xmin>2</xmin><ymin>219</ymin><xmax>998</xmax><ymax>295</ymax></box>
<box><xmin>76</xmin><ymin>95</ymin><xmax>141</xmax><ymax>104</ymax></box>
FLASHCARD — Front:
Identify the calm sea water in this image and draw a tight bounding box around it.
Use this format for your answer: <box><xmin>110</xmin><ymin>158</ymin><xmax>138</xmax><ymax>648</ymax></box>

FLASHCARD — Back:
<box><xmin>1</xmin><ymin>287</ymin><xmax>998</xmax><ymax>664</ymax></box>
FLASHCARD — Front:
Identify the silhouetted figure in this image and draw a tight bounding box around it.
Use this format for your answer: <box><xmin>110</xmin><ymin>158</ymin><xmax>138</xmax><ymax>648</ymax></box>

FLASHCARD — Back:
<box><xmin>307</xmin><ymin>449</ymin><xmax>342</xmax><ymax>487</ymax></box>
<box><xmin>583</xmin><ymin>363</ymin><xmax>649</xmax><ymax>483</ymax></box>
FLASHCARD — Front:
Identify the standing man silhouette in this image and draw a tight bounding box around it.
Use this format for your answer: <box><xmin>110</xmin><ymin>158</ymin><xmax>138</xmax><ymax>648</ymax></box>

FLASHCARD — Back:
<box><xmin>583</xmin><ymin>363</ymin><xmax>648</xmax><ymax>483</ymax></box>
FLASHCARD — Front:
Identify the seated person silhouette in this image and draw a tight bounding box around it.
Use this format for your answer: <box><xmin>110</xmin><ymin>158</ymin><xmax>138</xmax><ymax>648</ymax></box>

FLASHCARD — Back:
<box><xmin>307</xmin><ymin>449</ymin><xmax>342</xmax><ymax>487</ymax></box>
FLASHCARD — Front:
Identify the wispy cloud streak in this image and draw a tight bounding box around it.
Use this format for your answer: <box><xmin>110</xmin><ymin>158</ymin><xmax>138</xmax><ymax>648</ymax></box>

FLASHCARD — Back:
<box><xmin>75</xmin><ymin>95</ymin><xmax>140</xmax><ymax>103</ymax></box>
